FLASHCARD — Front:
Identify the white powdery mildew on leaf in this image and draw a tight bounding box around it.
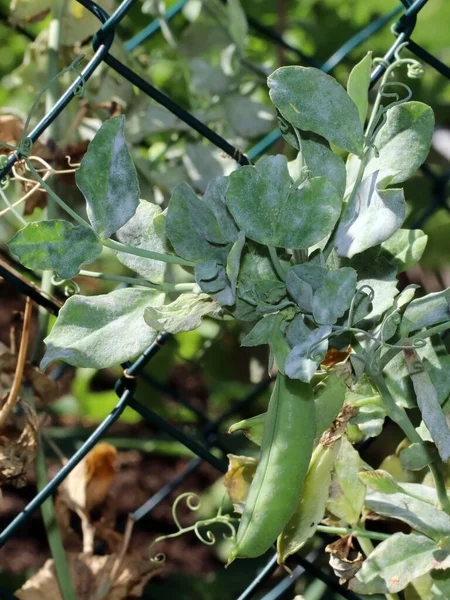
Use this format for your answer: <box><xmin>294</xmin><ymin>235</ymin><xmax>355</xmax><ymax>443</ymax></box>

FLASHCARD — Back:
<box><xmin>335</xmin><ymin>171</ymin><xmax>405</xmax><ymax>258</ymax></box>
<box><xmin>144</xmin><ymin>292</ymin><xmax>222</xmax><ymax>333</ymax></box>
<box><xmin>76</xmin><ymin>115</ymin><xmax>140</xmax><ymax>238</ymax></box>
<box><xmin>41</xmin><ymin>288</ymin><xmax>164</xmax><ymax>370</ymax></box>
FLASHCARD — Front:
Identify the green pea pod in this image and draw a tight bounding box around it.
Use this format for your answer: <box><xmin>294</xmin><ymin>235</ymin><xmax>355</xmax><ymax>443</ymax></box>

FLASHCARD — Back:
<box><xmin>228</xmin><ymin>373</ymin><xmax>315</xmax><ymax>562</ymax></box>
<box><xmin>228</xmin><ymin>413</ymin><xmax>265</xmax><ymax>446</ymax></box>
<box><xmin>277</xmin><ymin>438</ymin><xmax>341</xmax><ymax>564</ymax></box>
<box><xmin>228</xmin><ymin>373</ymin><xmax>344</xmax><ymax>447</ymax></box>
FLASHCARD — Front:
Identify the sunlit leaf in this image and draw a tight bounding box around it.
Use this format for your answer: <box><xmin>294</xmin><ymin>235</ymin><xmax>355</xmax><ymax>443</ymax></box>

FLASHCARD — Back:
<box><xmin>144</xmin><ymin>292</ymin><xmax>222</xmax><ymax>333</ymax></box>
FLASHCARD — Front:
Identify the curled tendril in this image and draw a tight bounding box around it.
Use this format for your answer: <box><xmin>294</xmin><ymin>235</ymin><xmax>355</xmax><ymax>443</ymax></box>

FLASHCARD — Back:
<box><xmin>347</xmin><ymin>284</ymin><xmax>375</xmax><ymax>328</ymax></box>
<box><xmin>17</xmin><ymin>137</ymin><xmax>33</xmax><ymax>157</ymax></box>
<box><xmin>172</xmin><ymin>492</ymin><xmax>201</xmax><ymax>531</ymax></box>
<box><xmin>150</xmin><ymin>552</ymin><xmax>166</xmax><ymax>564</ymax></box>
<box><xmin>194</xmin><ymin>524</ymin><xmax>216</xmax><ymax>545</ymax></box>
<box><xmin>0</xmin><ymin>155</ymin><xmax>9</xmax><ymax>189</ymax></box>
<box><xmin>70</xmin><ymin>55</ymin><xmax>86</xmax><ymax>97</ymax></box>
<box><xmin>50</xmin><ymin>275</ymin><xmax>80</xmax><ymax>297</ymax></box>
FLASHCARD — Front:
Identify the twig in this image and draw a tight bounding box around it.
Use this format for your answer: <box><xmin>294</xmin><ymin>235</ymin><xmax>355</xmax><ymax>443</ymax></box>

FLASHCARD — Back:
<box><xmin>0</xmin><ymin>297</ymin><xmax>33</xmax><ymax>429</ymax></box>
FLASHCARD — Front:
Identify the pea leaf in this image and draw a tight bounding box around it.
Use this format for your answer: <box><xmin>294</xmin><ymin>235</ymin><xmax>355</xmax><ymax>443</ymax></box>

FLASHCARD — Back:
<box><xmin>312</xmin><ymin>267</ymin><xmax>357</xmax><ymax>325</ymax></box>
<box><xmin>241</xmin><ymin>315</ymin><xmax>278</xmax><ymax>347</ymax></box>
<box><xmin>288</xmin><ymin>137</ymin><xmax>346</xmax><ymax>199</ymax></box>
<box><xmin>350</xmin><ymin>532</ymin><xmax>450</xmax><ymax>595</ymax></box>
<box><xmin>326</xmin><ymin>436</ymin><xmax>365</xmax><ymax>527</ymax></box>
<box><xmin>381</xmin><ymin>229</ymin><xmax>428</xmax><ymax>272</ymax></box>
<box><xmin>195</xmin><ymin>260</ymin><xmax>234</xmax><ymax>306</ymax></box>
<box><xmin>363</xmin><ymin>101</ymin><xmax>434</xmax><ymax>186</ymax></box>
<box><xmin>76</xmin><ymin>116</ymin><xmax>140</xmax><ymax>238</ymax></box>
<box><xmin>41</xmin><ymin>288</ymin><xmax>164</xmax><ymax>370</ymax></box>
<box><xmin>336</xmin><ymin>172</ymin><xmax>405</xmax><ymax>258</ymax></box>
<box><xmin>226</xmin><ymin>155</ymin><xmax>342</xmax><ymax>249</ymax></box>
<box><xmin>404</xmin><ymin>347</ymin><xmax>450</xmax><ymax>462</ymax></box>
<box><xmin>227</xmin><ymin>233</ymin><xmax>246</xmax><ymax>296</ymax></box>
<box><xmin>228</xmin><ymin>415</ymin><xmax>265</xmax><ymax>446</ymax></box>
<box><xmin>400</xmin><ymin>442</ymin><xmax>438</xmax><ymax>471</ymax></box>
<box><xmin>347</xmin><ymin>52</ymin><xmax>372</xmax><ymax>126</ymax></box>
<box><xmin>400</xmin><ymin>288</ymin><xmax>450</xmax><ymax>336</ymax></box>
<box><xmin>166</xmin><ymin>182</ymin><xmax>227</xmax><ymax>262</ymax></box>
<box><xmin>203</xmin><ymin>176</ymin><xmax>240</xmax><ymax>243</ymax></box>
<box><xmin>7</xmin><ymin>220</ymin><xmax>102</xmax><ymax>279</ymax></box>
<box><xmin>144</xmin><ymin>292</ymin><xmax>222</xmax><ymax>333</ymax></box>
<box><xmin>268</xmin><ymin>67</ymin><xmax>364</xmax><ymax>156</ymax></box>
<box><xmin>314</xmin><ymin>374</ymin><xmax>346</xmax><ymax>438</ymax></box>
<box><xmin>285</xmin><ymin>324</ymin><xmax>332</xmax><ymax>382</ymax></box>
<box><xmin>115</xmin><ymin>200</ymin><xmax>166</xmax><ymax>282</ymax></box>
<box><xmin>286</xmin><ymin>264</ymin><xmax>327</xmax><ymax>313</ymax></box>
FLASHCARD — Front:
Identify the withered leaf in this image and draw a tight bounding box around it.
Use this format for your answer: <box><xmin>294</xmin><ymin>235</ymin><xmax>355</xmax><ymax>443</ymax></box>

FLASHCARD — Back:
<box><xmin>326</xmin><ymin>536</ymin><xmax>364</xmax><ymax>584</ymax></box>
<box><xmin>15</xmin><ymin>552</ymin><xmax>164</xmax><ymax>600</ymax></box>
<box><xmin>223</xmin><ymin>454</ymin><xmax>257</xmax><ymax>514</ymax></box>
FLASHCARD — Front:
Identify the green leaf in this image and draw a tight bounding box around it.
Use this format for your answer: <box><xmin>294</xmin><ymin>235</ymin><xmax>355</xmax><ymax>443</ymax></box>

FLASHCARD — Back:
<box><xmin>312</xmin><ymin>267</ymin><xmax>357</xmax><ymax>325</ymax></box>
<box><xmin>363</xmin><ymin>101</ymin><xmax>435</xmax><ymax>186</ymax></box>
<box><xmin>400</xmin><ymin>288</ymin><xmax>450</xmax><ymax>336</ymax></box>
<box><xmin>326</xmin><ymin>436</ymin><xmax>365</xmax><ymax>527</ymax></box>
<box><xmin>285</xmin><ymin>324</ymin><xmax>332</xmax><ymax>382</ymax></box>
<box><xmin>166</xmin><ymin>182</ymin><xmax>226</xmax><ymax>262</ymax></box>
<box><xmin>195</xmin><ymin>260</ymin><xmax>234</xmax><ymax>306</ymax></box>
<box><xmin>115</xmin><ymin>200</ymin><xmax>166</xmax><ymax>282</ymax></box>
<box><xmin>7</xmin><ymin>220</ymin><xmax>102</xmax><ymax>279</ymax></box>
<box><xmin>227</xmin><ymin>233</ymin><xmax>246</xmax><ymax>295</ymax></box>
<box><xmin>41</xmin><ymin>288</ymin><xmax>164</xmax><ymax>370</ymax></box>
<box><xmin>269</xmin><ymin>313</ymin><xmax>291</xmax><ymax>374</ymax></box>
<box><xmin>404</xmin><ymin>347</ymin><xmax>450</xmax><ymax>462</ymax></box>
<box><xmin>268</xmin><ymin>66</ymin><xmax>364</xmax><ymax>156</ymax></box>
<box><xmin>227</xmin><ymin>0</ymin><xmax>248</xmax><ymax>52</ymax></box>
<box><xmin>226</xmin><ymin>155</ymin><xmax>342</xmax><ymax>249</ymax></box>
<box><xmin>288</xmin><ymin>137</ymin><xmax>346</xmax><ymax>199</ymax></box>
<box><xmin>228</xmin><ymin>415</ymin><xmax>265</xmax><ymax>446</ymax></box>
<box><xmin>241</xmin><ymin>315</ymin><xmax>278</xmax><ymax>347</ymax></box>
<box><xmin>364</xmin><ymin>487</ymin><xmax>450</xmax><ymax>542</ymax></box>
<box><xmin>336</xmin><ymin>172</ymin><xmax>405</xmax><ymax>258</ymax></box>
<box><xmin>347</xmin><ymin>52</ymin><xmax>372</xmax><ymax>126</ymax></box>
<box><xmin>347</xmin><ymin>374</ymin><xmax>386</xmax><ymax>437</ymax></box>
<box><xmin>350</xmin><ymin>532</ymin><xmax>450</xmax><ymax>595</ymax></box>
<box><xmin>144</xmin><ymin>292</ymin><xmax>222</xmax><ymax>333</ymax></box>
<box><xmin>358</xmin><ymin>469</ymin><xmax>406</xmax><ymax>495</ymax></box>
<box><xmin>381</xmin><ymin>229</ymin><xmax>428</xmax><ymax>272</ymax></box>
<box><xmin>286</xmin><ymin>264</ymin><xmax>327</xmax><ymax>313</ymax></box>
<box><xmin>76</xmin><ymin>116</ymin><xmax>140</xmax><ymax>238</ymax></box>
<box><xmin>400</xmin><ymin>442</ymin><xmax>438</xmax><ymax>471</ymax></box>
<box><xmin>203</xmin><ymin>176</ymin><xmax>240</xmax><ymax>243</ymax></box>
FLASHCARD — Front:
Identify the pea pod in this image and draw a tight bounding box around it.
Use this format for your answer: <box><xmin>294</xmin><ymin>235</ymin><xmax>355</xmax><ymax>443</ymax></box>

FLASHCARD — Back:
<box><xmin>228</xmin><ymin>373</ymin><xmax>345</xmax><ymax>447</ymax></box>
<box><xmin>228</xmin><ymin>373</ymin><xmax>315</xmax><ymax>562</ymax></box>
<box><xmin>277</xmin><ymin>438</ymin><xmax>341</xmax><ymax>564</ymax></box>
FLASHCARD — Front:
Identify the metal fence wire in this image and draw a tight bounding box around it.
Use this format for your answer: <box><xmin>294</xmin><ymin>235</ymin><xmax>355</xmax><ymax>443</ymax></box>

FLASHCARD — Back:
<box><xmin>0</xmin><ymin>0</ymin><xmax>449</xmax><ymax>598</ymax></box>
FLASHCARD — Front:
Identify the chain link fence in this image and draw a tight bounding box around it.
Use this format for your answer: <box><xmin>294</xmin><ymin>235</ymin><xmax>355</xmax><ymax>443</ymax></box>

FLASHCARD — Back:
<box><xmin>0</xmin><ymin>0</ymin><xmax>449</xmax><ymax>598</ymax></box>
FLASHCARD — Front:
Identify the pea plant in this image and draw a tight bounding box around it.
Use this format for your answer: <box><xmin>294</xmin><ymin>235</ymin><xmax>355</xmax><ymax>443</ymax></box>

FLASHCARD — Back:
<box><xmin>3</xmin><ymin>45</ymin><xmax>450</xmax><ymax>598</ymax></box>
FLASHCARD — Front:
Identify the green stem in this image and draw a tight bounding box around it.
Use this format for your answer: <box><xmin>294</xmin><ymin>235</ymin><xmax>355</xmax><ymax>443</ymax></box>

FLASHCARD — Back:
<box><xmin>268</xmin><ymin>246</ymin><xmax>287</xmax><ymax>281</ymax></box>
<box><xmin>35</xmin><ymin>437</ymin><xmax>76</xmax><ymax>600</ymax></box>
<box><xmin>316</xmin><ymin>525</ymin><xmax>389</xmax><ymax>541</ymax></box>
<box><xmin>429</xmin><ymin>462</ymin><xmax>450</xmax><ymax>515</ymax></box>
<box><xmin>78</xmin><ymin>269</ymin><xmax>197</xmax><ymax>293</ymax></box>
<box><xmin>355</xmin><ymin>529</ymin><xmax>399</xmax><ymax>600</ymax></box>
<box><xmin>350</xmin><ymin>395</ymin><xmax>382</xmax><ymax>408</ymax></box>
<box><xmin>103</xmin><ymin>238</ymin><xmax>196</xmax><ymax>268</ymax></box>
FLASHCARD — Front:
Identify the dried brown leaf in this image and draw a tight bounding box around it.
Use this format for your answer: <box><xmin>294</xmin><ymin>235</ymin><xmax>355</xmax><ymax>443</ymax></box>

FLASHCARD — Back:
<box><xmin>326</xmin><ymin>536</ymin><xmax>363</xmax><ymax>584</ymax></box>
<box><xmin>223</xmin><ymin>454</ymin><xmax>257</xmax><ymax>514</ymax></box>
<box><xmin>0</xmin><ymin>348</ymin><xmax>59</xmax><ymax>404</ymax></box>
<box><xmin>0</xmin><ymin>399</ymin><xmax>39</xmax><ymax>487</ymax></box>
<box><xmin>15</xmin><ymin>551</ymin><xmax>164</xmax><ymax>600</ymax></box>
<box><xmin>319</xmin><ymin>404</ymin><xmax>357</xmax><ymax>448</ymax></box>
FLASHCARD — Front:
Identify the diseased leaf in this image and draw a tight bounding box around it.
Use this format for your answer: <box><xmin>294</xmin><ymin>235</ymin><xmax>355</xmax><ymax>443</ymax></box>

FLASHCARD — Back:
<box><xmin>326</xmin><ymin>437</ymin><xmax>365</xmax><ymax>527</ymax></box>
<box><xmin>7</xmin><ymin>220</ymin><xmax>102</xmax><ymax>279</ymax></box>
<box><xmin>400</xmin><ymin>442</ymin><xmax>438</xmax><ymax>471</ymax></box>
<box><xmin>347</xmin><ymin>52</ymin><xmax>372</xmax><ymax>126</ymax></box>
<box><xmin>144</xmin><ymin>292</ymin><xmax>222</xmax><ymax>333</ymax></box>
<box><xmin>268</xmin><ymin>66</ymin><xmax>364</xmax><ymax>156</ymax></box>
<box><xmin>203</xmin><ymin>176</ymin><xmax>240</xmax><ymax>243</ymax></box>
<box><xmin>195</xmin><ymin>260</ymin><xmax>234</xmax><ymax>306</ymax></box>
<box><xmin>41</xmin><ymin>289</ymin><xmax>164</xmax><ymax>370</ymax></box>
<box><xmin>336</xmin><ymin>171</ymin><xmax>405</xmax><ymax>258</ymax></box>
<box><xmin>285</xmin><ymin>324</ymin><xmax>332</xmax><ymax>383</ymax></box>
<box><xmin>227</xmin><ymin>233</ymin><xmax>246</xmax><ymax>295</ymax></box>
<box><xmin>347</xmin><ymin>375</ymin><xmax>386</xmax><ymax>437</ymax></box>
<box><xmin>226</xmin><ymin>155</ymin><xmax>342</xmax><ymax>249</ymax></box>
<box><xmin>358</xmin><ymin>469</ymin><xmax>406</xmax><ymax>495</ymax></box>
<box><xmin>224</xmin><ymin>454</ymin><xmax>257</xmax><ymax>514</ymax></box>
<box><xmin>288</xmin><ymin>137</ymin><xmax>346</xmax><ymax>199</ymax></box>
<box><xmin>312</xmin><ymin>267</ymin><xmax>357</xmax><ymax>325</ymax></box>
<box><xmin>286</xmin><ymin>264</ymin><xmax>327</xmax><ymax>313</ymax></box>
<box><xmin>241</xmin><ymin>315</ymin><xmax>278</xmax><ymax>347</ymax></box>
<box><xmin>76</xmin><ymin>116</ymin><xmax>140</xmax><ymax>238</ymax></box>
<box><xmin>115</xmin><ymin>200</ymin><xmax>166</xmax><ymax>282</ymax></box>
<box><xmin>166</xmin><ymin>182</ymin><xmax>226</xmax><ymax>262</ymax></box>
<box><xmin>403</xmin><ymin>346</ymin><xmax>450</xmax><ymax>462</ymax></box>
<box><xmin>381</xmin><ymin>229</ymin><xmax>428</xmax><ymax>272</ymax></box>
<box><xmin>350</xmin><ymin>532</ymin><xmax>450</xmax><ymax>595</ymax></box>
<box><xmin>400</xmin><ymin>288</ymin><xmax>450</xmax><ymax>336</ymax></box>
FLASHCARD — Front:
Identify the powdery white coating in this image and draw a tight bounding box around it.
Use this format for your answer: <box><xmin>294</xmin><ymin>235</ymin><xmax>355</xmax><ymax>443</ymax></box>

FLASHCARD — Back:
<box><xmin>76</xmin><ymin>115</ymin><xmax>140</xmax><ymax>238</ymax></box>
<box><xmin>268</xmin><ymin>66</ymin><xmax>364</xmax><ymax>156</ymax></box>
<box><xmin>335</xmin><ymin>171</ymin><xmax>405</xmax><ymax>258</ymax></box>
<box><xmin>144</xmin><ymin>292</ymin><xmax>222</xmax><ymax>333</ymax></box>
<box><xmin>41</xmin><ymin>288</ymin><xmax>164</xmax><ymax>370</ymax></box>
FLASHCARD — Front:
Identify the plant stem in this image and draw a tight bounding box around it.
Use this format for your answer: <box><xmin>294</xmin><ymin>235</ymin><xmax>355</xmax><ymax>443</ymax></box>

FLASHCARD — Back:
<box><xmin>77</xmin><ymin>269</ymin><xmax>197</xmax><ymax>293</ymax></box>
<box><xmin>34</xmin><ymin>436</ymin><xmax>77</xmax><ymax>600</ymax></box>
<box><xmin>429</xmin><ymin>462</ymin><xmax>450</xmax><ymax>515</ymax></box>
<box><xmin>46</xmin><ymin>0</ymin><xmax>66</xmax><ymax>142</ymax></box>
<box><xmin>268</xmin><ymin>246</ymin><xmax>287</xmax><ymax>281</ymax></box>
<box><xmin>355</xmin><ymin>528</ymin><xmax>400</xmax><ymax>600</ymax></box>
<box><xmin>316</xmin><ymin>525</ymin><xmax>389</xmax><ymax>541</ymax></box>
<box><xmin>103</xmin><ymin>238</ymin><xmax>196</xmax><ymax>268</ymax></box>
